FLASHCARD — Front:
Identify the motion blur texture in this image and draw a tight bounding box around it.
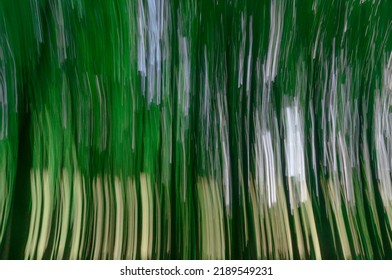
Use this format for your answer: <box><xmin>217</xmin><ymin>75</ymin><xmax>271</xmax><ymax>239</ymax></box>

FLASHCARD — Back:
<box><xmin>0</xmin><ymin>0</ymin><xmax>392</xmax><ymax>260</ymax></box>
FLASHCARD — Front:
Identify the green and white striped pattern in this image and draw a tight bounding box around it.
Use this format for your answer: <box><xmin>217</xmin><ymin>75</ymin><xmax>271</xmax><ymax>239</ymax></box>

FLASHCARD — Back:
<box><xmin>0</xmin><ymin>0</ymin><xmax>392</xmax><ymax>260</ymax></box>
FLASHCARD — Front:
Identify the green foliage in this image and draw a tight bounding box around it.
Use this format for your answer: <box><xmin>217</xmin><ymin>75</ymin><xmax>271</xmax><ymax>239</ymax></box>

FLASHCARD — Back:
<box><xmin>0</xmin><ymin>0</ymin><xmax>392</xmax><ymax>260</ymax></box>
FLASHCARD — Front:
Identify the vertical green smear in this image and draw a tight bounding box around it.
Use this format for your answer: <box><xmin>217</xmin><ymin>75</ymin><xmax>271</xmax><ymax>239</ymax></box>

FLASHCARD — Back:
<box><xmin>0</xmin><ymin>0</ymin><xmax>392</xmax><ymax>260</ymax></box>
